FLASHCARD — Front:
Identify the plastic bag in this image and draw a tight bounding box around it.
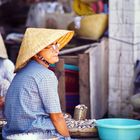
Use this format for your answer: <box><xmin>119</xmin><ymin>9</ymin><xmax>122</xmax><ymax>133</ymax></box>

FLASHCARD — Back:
<box><xmin>134</xmin><ymin>60</ymin><xmax>140</xmax><ymax>93</ymax></box>
<box><xmin>26</xmin><ymin>2</ymin><xmax>64</xmax><ymax>28</ymax></box>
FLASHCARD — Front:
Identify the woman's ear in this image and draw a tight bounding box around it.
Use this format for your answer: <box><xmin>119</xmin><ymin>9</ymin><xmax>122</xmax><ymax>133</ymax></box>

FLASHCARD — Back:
<box><xmin>32</xmin><ymin>54</ymin><xmax>38</xmax><ymax>60</ymax></box>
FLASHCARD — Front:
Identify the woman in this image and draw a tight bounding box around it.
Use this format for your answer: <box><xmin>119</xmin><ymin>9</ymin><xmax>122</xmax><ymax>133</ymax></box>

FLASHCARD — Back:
<box><xmin>0</xmin><ymin>34</ymin><xmax>15</xmax><ymax>118</ymax></box>
<box><xmin>2</xmin><ymin>28</ymin><xmax>74</xmax><ymax>139</ymax></box>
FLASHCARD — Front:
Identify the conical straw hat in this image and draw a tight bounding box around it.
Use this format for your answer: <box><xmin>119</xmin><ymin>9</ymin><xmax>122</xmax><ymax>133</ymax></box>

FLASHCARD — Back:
<box><xmin>15</xmin><ymin>28</ymin><xmax>74</xmax><ymax>72</ymax></box>
<box><xmin>0</xmin><ymin>34</ymin><xmax>8</xmax><ymax>58</ymax></box>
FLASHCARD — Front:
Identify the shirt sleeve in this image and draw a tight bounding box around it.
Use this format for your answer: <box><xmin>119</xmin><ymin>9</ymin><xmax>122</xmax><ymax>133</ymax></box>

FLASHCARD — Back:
<box><xmin>3</xmin><ymin>59</ymin><xmax>15</xmax><ymax>82</ymax></box>
<box><xmin>0</xmin><ymin>79</ymin><xmax>10</xmax><ymax>97</ymax></box>
<box><xmin>38</xmin><ymin>72</ymin><xmax>62</xmax><ymax>113</ymax></box>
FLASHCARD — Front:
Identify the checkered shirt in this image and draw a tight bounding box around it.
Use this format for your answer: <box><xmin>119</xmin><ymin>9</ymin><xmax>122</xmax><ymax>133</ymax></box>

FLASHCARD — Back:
<box><xmin>2</xmin><ymin>60</ymin><xmax>62</xmax><ymax>139</ymax></box>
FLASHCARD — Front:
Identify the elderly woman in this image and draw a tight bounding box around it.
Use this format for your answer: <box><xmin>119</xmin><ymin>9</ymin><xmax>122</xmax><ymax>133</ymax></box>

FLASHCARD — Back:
<box><xmin>0</xmin><ymin>34</ymin><xmax>15</xmax><ymax>117</ymax></box>
<box><xmin>2</xmin><ymin>28</ymin><xmax>74</xmax><ymax>139</ymax></box>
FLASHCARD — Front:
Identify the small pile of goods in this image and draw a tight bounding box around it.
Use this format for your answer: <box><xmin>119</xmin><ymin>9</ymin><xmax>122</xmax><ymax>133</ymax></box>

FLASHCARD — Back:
<box><xmin>64</xmin><ymin>104</ymin><xmax>97</xmax><ymax>138</ymax></box>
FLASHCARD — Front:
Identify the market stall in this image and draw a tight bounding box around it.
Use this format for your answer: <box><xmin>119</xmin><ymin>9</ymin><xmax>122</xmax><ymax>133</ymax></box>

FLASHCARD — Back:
<box><xmin>0</xmin><ymin>0</ymin><xmax>109</xmax><ymax>139</ymax></box>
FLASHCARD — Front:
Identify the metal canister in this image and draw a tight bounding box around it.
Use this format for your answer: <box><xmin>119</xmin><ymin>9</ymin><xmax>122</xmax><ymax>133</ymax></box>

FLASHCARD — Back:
<box><xmin>73</xmin><ymin>104</ymin><xmax>88</xmax><ymax>120</ymax></box>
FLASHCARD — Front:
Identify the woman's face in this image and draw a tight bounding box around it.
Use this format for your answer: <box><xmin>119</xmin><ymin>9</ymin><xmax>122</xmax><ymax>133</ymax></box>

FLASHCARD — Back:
<box><xmin>38</xmin><ymin>42</ymin><xmax>60</xmax><ymax>64</ymax></box>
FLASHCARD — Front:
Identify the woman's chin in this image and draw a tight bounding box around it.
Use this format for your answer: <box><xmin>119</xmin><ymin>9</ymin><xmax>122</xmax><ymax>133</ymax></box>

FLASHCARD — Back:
<box><xmin>55</xmin><ymin>58</ymin><xmax>59</xmax><ymax>63</ymax></box>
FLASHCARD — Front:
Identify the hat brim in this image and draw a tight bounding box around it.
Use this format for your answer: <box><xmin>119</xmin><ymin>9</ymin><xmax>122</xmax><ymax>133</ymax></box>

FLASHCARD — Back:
<box><xmin>57</xmin><ymin>31</ymin><xmax>74</xmax><ymax>50</ymax></box>
<box><xmin>15</xmin><ymin>29</ymin><xmax>74</xmax><ymax>72</ymax></box>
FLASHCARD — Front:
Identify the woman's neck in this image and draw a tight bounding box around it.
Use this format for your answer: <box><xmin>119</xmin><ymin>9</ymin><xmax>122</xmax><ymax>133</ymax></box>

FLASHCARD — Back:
<box><xmin>33</xmin><ymin>54</ymin><xmax>50</xmax><ymax>68</ymax></box>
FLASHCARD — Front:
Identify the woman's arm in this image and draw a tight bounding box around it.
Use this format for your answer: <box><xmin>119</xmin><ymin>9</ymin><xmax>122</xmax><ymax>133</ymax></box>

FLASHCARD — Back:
<box><xmin>50</xmin><ymin>113</ymin><xmax>70</xmax><ymax>137</ymax></box>
<box><xmin>38</xmin><ymin>72</ymin><xmax>70</xmax><ymax>137</ymax></box>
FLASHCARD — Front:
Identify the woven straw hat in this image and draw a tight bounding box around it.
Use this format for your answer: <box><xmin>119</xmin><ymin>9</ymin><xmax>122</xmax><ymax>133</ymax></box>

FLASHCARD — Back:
<box><xmin>15</xmin><ymin>28</ymin><xmax>74</xmax><ymax>72</ymax></box>
<box><xmin>0</xmin><ymin>34</ymin><xmax>8</xmax><ymax>58</ymax></box>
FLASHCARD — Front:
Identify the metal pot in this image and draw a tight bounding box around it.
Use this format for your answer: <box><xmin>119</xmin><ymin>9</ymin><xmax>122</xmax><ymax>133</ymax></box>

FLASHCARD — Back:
<box><xmin>73</xmin><ymin>104</ymin><xmax>87</xmax><ymax>120</ymax></box>
<box><xmin>6</xmin><ymin>132</ymin><xmax>58</xmax><ymax>140</ymax></box>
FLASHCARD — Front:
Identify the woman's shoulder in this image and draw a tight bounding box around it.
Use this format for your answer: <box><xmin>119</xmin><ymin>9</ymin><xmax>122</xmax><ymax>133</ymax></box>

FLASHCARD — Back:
<box><xmin>40</xmin><ymin>67</ymin><xmax>56</xmax><ymax>79</ymax></box>
<box><xmin>27</xmin><ymin>60</ymin><xmax>56</xmax><ymax>79</ymax></box>
<box><xmin>2</xmin><ymin>59</ymin><xmax>15</xmax><ymax>72</ymax></box>
<box><xmin>3</xmin><ymin>59</ymin><xmax>14</xmax><ymax>66</ymax></box>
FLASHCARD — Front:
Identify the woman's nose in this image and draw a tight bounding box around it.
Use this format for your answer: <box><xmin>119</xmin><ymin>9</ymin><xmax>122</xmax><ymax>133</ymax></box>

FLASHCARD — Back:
<box><xmin>55</xmin><ymin>48</ymin><xmax>59</xmax><ymax>53</ymax></box>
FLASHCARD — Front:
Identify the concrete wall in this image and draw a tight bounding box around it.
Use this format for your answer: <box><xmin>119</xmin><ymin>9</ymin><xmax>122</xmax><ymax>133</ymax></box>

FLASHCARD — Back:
<box><xmin>109</xmin><ymin>0</ymin><xmax>140</xmax><ymax>117</ymax></box>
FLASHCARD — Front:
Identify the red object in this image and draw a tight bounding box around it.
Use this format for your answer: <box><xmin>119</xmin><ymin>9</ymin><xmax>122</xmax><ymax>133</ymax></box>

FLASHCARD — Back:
<box><xmin>0</xmin><ymin>97</ymin><xmax>4</xmax><ymax>109</ymax></box>
<box><xmin>49</xmin><ymin>67</ymin><xmax>79</xmax><ymax>116</ymax></box>
<box><xmin>91</xmin><ymin>0</ymin><xmax>104</xmax><ymax>13</ymax></box>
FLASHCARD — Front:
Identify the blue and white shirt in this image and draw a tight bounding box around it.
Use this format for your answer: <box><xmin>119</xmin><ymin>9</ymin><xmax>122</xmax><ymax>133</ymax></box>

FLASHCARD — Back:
<box><xmin>0</xmin><ymin>58</ymin><xmax>15</xmax><ymax>97</ymax></box>
<box><xmin>2</xmin><ymin>60</ymin><xmax>62</xmax><ymax>139</ymax></box>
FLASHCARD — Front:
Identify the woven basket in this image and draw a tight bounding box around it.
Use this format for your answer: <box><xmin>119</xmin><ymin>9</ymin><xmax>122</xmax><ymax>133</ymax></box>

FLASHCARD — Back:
<box><xmin>69</xmin><ymin>127</ymin><xmax>98</xmax><ymax>138</ymax></box>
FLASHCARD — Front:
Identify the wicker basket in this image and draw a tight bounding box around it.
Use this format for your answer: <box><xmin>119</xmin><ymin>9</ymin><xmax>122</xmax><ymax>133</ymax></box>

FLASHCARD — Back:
<box><xmin>69</xmin><ymin>127</ymin><xmax>98</xmax><ymax>138</ymax></box>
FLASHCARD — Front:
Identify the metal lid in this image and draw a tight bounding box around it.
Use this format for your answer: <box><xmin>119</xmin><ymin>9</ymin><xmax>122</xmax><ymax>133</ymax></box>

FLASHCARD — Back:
<box><xmin>6</xmin><ymin>132</ymin><xmax>58</xmax><ymax>140</ymax></box>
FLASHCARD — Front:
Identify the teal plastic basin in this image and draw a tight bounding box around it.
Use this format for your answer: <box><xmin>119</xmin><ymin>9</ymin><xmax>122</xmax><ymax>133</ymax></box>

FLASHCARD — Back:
<box><xmin>96</xmin><ymin>118</ymin><xmax>140</xmax><ymax>140</ymax></box>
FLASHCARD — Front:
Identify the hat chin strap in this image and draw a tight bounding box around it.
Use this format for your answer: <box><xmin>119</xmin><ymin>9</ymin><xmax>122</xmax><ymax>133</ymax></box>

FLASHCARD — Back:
<box><xmin>35</xmin><ymin>54</ymin><xmax>50</xmax><ymax>66</ymax></box>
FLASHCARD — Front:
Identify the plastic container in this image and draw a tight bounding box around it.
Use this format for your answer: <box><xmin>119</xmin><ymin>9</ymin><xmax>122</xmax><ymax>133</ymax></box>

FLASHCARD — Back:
<box><xmin>96</xmin><ymin>118</ymin><xmax>140</xmax><ymax>140</ymax></box>
<box><xmin>6</xmin><ymin>132</ymin><xmax>58</xmax><ymax>140</ymax></box>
